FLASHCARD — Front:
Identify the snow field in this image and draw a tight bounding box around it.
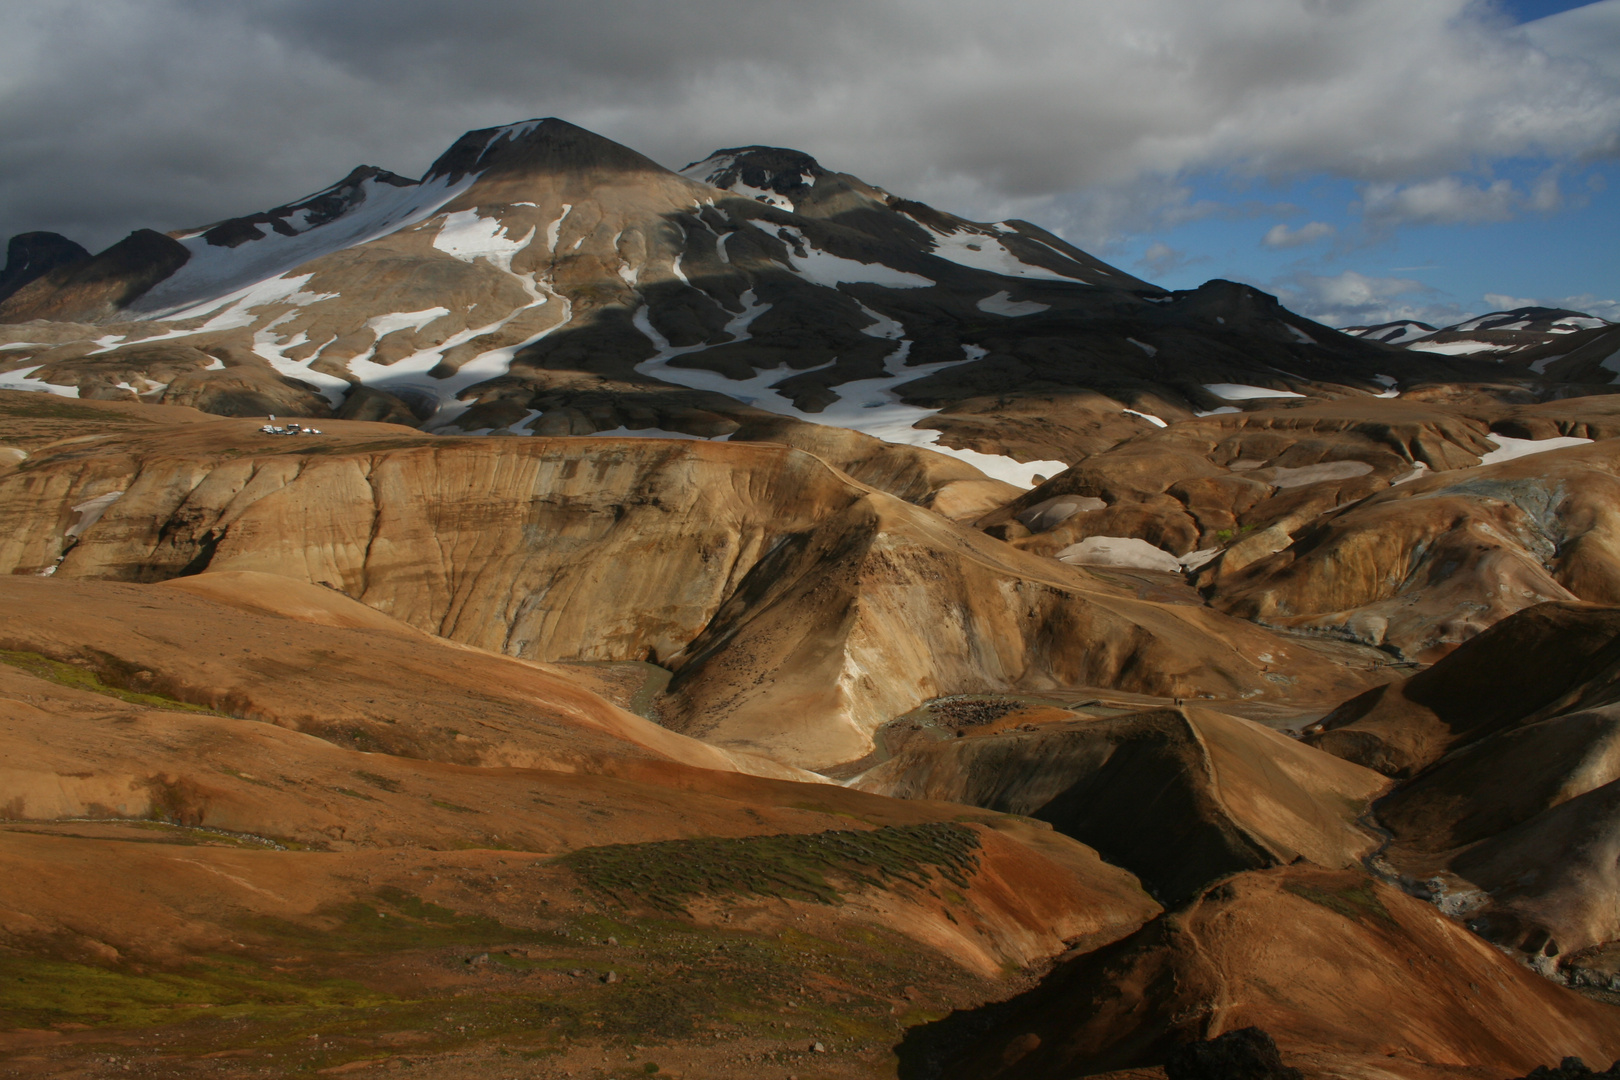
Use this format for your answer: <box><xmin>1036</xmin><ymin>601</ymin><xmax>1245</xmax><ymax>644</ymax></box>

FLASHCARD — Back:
<box><xmin>130</xmin><ymin>172</ymin><xmax>476</xmax><ymax>319</ymax></box>
<box><xmin>632</xmin><ymin>291</ymin><xmax>1063</xmax><ymax>487</ymax></box>
<box><xmin>904</xmin><ymin>215</ymin><xmax>1090</xmax><ymax>282</ymax></box>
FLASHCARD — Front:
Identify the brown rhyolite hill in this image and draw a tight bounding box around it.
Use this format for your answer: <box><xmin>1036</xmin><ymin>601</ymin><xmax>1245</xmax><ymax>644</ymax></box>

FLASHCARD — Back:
<box><xmin>4</xmin><ymin>117</ymin><xmax>1620</xmax><ymax>1076</ymax></box>
<box><xmin>0</xmin><ymin>397</ymin><xmax>1370</xmax><ymax>772</ymax></box>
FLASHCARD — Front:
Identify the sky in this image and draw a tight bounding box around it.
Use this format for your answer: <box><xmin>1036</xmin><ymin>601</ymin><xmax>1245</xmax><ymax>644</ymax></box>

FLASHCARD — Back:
<box><xmin>0</xmin><ymin>0</ymin><xmax>1615</xmax><ymax>330</ymax></box>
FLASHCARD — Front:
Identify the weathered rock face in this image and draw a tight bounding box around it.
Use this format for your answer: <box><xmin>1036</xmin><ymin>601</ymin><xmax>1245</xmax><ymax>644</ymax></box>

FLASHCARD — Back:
<box><xmin>0</xmin><ymin>573</ymin><xmax>810</xmax><ymax>781</ymax></box>
<box><xmin>915</xmin><ymin>867</ymin><xmax>1620</xmax><ymax>1080</ymax></box>
<box><xmin>1306</xmin><ymin>601</ymin><xmax>1620</xmax><ymax>975</ymax></box>
<box><xmin>0</xmin><ymin>231</ymin><xmax>91</xmax><ymax>305</ymax></box>
<box><xmin>854</xmin><ymin>706</ymin><xmax>1386</xmax><ymax>905</ymax></box>
<box><xmin>0</xmin><ymin>408</ymin><xmax>1369</xmax><ymax>771</ymax></box>
<box><xmin>1211</xmin><ymin>441</ymin><xmax>1620</xmax><ymax>660</ymax></box>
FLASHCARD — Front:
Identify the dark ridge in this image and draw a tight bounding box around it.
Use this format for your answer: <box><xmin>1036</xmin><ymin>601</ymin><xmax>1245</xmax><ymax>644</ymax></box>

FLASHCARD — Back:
<box><xmin>1437</xmin><ymin>307</ymin><xmax>1607</xmax><ymax>334</ymax></box>
<box><xmin>1165</xmin><ymin>1027</ymin><xmax>1303</xmax><ymax>1080</ymax></box>
<box><xmin>0</xmin><ymin>229</ymin><xmax>190</xmax><ymax>323</ymax></box>
<box><xmin>684</xmin><ymin>146</ymin><xmax>827</xmax><ymax>197</ymax></box>
<box><xmin>202</xmin><ymin>165</ymin><xmax>417</xmax><ymax>249</ymax></box>
<box><xmin>0</xmin><ymin>232</ymin><xmax>91</xmax><ymax>305</ymax></box>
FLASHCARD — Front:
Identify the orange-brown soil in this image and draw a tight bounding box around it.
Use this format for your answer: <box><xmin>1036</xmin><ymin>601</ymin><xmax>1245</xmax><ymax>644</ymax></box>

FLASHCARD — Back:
<box><xmin>915</xmin><ymin>866</ymin><xmax>1620</xmax><ymax>1080</ymax></box>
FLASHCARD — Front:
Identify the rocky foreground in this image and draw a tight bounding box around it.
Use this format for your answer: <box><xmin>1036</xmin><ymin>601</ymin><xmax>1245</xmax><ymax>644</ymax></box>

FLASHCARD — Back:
<box><xmin>1</xmin><ymin>388</ymin><xmax>1619</xmax><ymax>1079</ymax></box>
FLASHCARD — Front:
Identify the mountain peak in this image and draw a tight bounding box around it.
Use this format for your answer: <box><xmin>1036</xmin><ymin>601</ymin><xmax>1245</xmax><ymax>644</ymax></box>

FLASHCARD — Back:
<box><xmin>426</xmin><ymin>118</ymin><xmax>674</xmax><ymax>186</ymax></box>
<box><xmin>680</xmin><ymin>146</ymin><xmax>828</xmax><ymax>208</ymax></box>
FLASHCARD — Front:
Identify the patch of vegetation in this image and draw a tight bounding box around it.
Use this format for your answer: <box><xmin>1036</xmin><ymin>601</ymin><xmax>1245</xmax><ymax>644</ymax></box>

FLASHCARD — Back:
<box><xmin>929</xmin><ymin>698</ymin><xmax>1020</xmax><ymax>727</ymax></box>
<box><xmin>218</xmin><ymin>765</ymin><xmax>278</xmax><ymax>789</ymax></box>
<box><xmin>3</xmin><ymin>883</ymin><xmax>975</xmax><ymax>1072</ymax></box>
<box><xmin>0</xmin><ymin>396</ymin><xmax>148</xmax><ymax>423</ymax></box>
<box><xmin>354</xmin><ymin>770</ymin><xmax>402</xmax><ymax>793</ymax></box>
<box><xmin>561</xmin><ymin>823</ymin><xmax>980</xmax><ymax>914</ymax></box>
<box><xmin>1284</xmin><ymin>877</ymin><xmax>1398</xmax><ymax>928</ymax></box>
<box><xmin>244</xmin><ymin>887</ymin><xmax>537</xmax><ymax>956</ymax></box>
<box><xmin>0</xmin><ymin>952</ymin><xmax>387</xmax><ymax>1030</ymax></box>
<box><xmin>431</xmin><ymin>798</ymin><xmax>480</xmax><ymax>814</ymax></box>
<box><xmin>0</xmin><ymin>649</ymin><xmax>215</xmax><ymax>713</ymax></box>
<box><xmin>1213</xmin><ymin>522</ymin><xmax>1261</xmax><ymax>545</ymax></box>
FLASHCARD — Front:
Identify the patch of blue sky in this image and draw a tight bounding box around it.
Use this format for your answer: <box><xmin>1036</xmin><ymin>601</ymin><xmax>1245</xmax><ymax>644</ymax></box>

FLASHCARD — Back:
<box><xmin>1115</xmin><ymin>157</ymin><xmax>1618</xmax><ymax>326</ymax></box>
<box><xmin>1499</xmin><ymin>0</ymin><xmax>1606</xmax><ymax>23</ymax></box>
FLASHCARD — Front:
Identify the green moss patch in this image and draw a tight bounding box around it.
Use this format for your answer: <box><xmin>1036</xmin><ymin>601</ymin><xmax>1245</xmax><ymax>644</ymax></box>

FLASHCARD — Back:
<box><xmin>0</xmin><ymin>952</ymin><xmax>387</xmax><ymax>1030</ymax></box>
<box><xmin>243</xmin><ymin>887</ymin><xmax>539</xmax><ymax>956</ymax></box>
<box><xmin>561</xmin><ymin>823</ymin><xmax>980</xmax><ymax>914</ymax></box>
<box><xmin>1284</xmin><ymin>877</ymin><xmax>1398</xmax><ymax>928</ymax></box>
<box><xmin>0</xmin><ymin>649</ymin><xmax>216</xmax><ymax>714</ymax></box>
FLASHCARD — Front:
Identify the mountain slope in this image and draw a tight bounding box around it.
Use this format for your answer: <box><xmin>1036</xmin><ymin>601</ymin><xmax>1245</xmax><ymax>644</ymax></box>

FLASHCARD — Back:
<box><xmin>0</xmin><ymin>117</ymin><xmax>1495</xmax><ymax>487</ymax></box>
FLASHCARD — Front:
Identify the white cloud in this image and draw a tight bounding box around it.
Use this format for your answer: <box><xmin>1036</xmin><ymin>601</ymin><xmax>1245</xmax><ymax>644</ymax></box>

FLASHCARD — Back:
<box><xmin>1266</xmin><ymin>269</ymin><xmax>1469</xmax><ymax>328</ymax></box>
<box><xmin>1480</xmin><ymin>291</ymin><xmax>1620</xmax><ymax>320</ymax></box>
<box><xmin>1262</xmin><ymin>221</ymin><xmax>1335</xmax><ymax>248</ymax></box>
<box><xmin>0</xmin><ymin>0</ymin><xmax>1617</xmax><ymax>247</ymax></box>
<box><xmin>1559</xmin><ymin>293</ymin><xmax>1620</xmax><ymax>321</ymax></box>
<box><xmin>1360</xmin><ymin>177</ymin><xmax>1520</xmax><ymax>227</ymax></box>
<box><xmin>1137</xmin><ymin>241</ymin><xmax>1202</xmax><ymax>277</ymax></box>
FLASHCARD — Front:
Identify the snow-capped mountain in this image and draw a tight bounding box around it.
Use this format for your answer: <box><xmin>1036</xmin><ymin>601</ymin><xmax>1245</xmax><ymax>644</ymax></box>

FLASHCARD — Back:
<box><xmin>1348</xmin><ymin>305</ymin><xmax>1618</xmax><ymax>385</ymax></box>
<box><xmin>1341</xmin><ymin>320</ymin><xmax>1437</xmax><ymax>346</ymax></box>
<box><xmin>0</xmin><ymin>118</ymin><xmax>1509</xmax><ymax>485</ymax></box>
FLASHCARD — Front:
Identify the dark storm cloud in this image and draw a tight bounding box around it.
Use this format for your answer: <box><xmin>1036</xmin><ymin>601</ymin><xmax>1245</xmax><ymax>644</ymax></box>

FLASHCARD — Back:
<box><xmin>1</xmin><ymin>0</ymin><xmax>1616</xmax><ymax>251</ymax></box>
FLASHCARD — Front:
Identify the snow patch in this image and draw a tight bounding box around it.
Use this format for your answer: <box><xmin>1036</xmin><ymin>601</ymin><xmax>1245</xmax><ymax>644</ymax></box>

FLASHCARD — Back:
<box><xmin>1056</xmin><ymin>536</ymin><xmax>1183</xmax><ymax>573</ymax></box>
<box><xmin>1127</xmin><ymin>337</ymin><xmax>1157</xmax><ymax>357</ymax></box>
<box><xmin>546</xmin><ymin>204</ymin><xmax>573</xmax><ymax>252</ymax></box>
<box><xmin>117</xmin><ymin>272</ymin><xmax>337</xmax><ymax>348</ymax></box>
<box><xmin>66</xmin><ymin>491</ymin><xmax>123</xmax><ymax>538</ymax></box>
<box><xmin>254</xmin><ymin>329</ymin><xmax>348</xmax><ymax>408</ymax></box>
<box><xmin>586</xmin><ymin>426</ymin><xmax>712</xmax><ymax>441</ymax></box>
<box><xmin>1179</xmin><ymin>548</ymin><xmax>1221</xmax><ymax>571</ymax></box>
<box><xmin>911</xmin><ymin>218</ymin><xmax>1089</xmax><ymax>282</ymax></box>
<box><xmin>775</xmin><ymin>226</ymin><xmax>933</xmax><ymax>289</ymax></box>
<box><xmin>1285</xmin><ymin>324</ymin><xmax>1316</xmax><ymax>345</ymax></box>
<box><xmin>1478</xmin><ymin>434</ymin><xmax>1593</xmax><ymax>466</ymax></box>
<box><xmin>347</xmin><ymin>272</ymin><xmax>570</xmax><ymax>430</ymax></box>
<box><xmin>1407</xmin><ymin>340</ymin><xmax>1517</xmax><ymax>356</ymax></box>
<box><xmin>367</xmin><ymin>307</ymin><xmax>450</xmax><ymax>339</ymax></box>
<box><xmin>1018</xmin><ymin>495</ymin><xmax>1105</xmax><ymax>531</ymax></box>
<box><xmin>1392</xmin><ymin>462</ymin><xmax>1430</xmax><ymax>486</ymax></box>
<box><xmin>1263</xmin><ymin>461</ymin><xmax>1374</xmax><ymax>488</ymax></box>
<box><xmin>433</xmin><ymin>210</ymin><xmax>534</xmax><ymax>273</ymax></box>
<box><xmin>976</xmin><ymin>291</ymin><xmax>1049</xmax><ymax>317</ymax></box>
<box><xmin>0</xmin><ymin>364</ymin><xmax>78</xmax><ymax>397</ymax></box>
<box><xmin>1204</xmin><ymin>383</ymin><xmax>1305</xmax><ymax>400</ymax></box>
<box><xmin>1123</xmin><ymin>408</ymin><xmax>1166</xmax><ymax>427</ymax></box>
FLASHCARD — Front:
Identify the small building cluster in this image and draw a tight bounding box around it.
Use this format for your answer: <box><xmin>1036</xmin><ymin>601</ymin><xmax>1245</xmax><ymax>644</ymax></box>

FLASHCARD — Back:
<box><xmin>260</xmin><ymin>415</ymin><xmax>323</xmax><ymax>435</ymax></box>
